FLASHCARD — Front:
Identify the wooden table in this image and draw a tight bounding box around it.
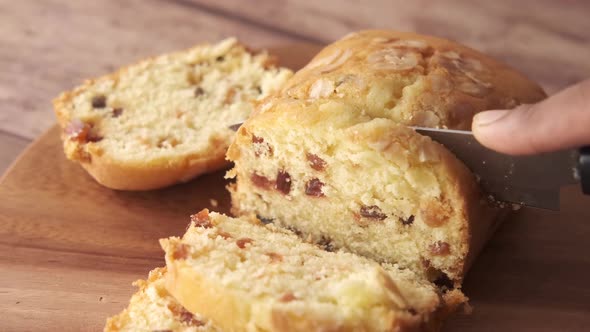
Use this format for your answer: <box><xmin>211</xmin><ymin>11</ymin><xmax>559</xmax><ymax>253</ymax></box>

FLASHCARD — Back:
<box><xmin>1</xmin><ymin>1</ymin><xmax>590</xmax><ymax>331</ymax></box>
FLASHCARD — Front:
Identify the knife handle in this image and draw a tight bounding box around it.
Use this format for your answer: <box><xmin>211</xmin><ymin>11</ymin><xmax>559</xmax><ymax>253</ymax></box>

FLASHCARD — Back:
<box><xmin>580</xmin><ymin>146</ymin><xmax>590</xmax><ymax>195</ymax></box>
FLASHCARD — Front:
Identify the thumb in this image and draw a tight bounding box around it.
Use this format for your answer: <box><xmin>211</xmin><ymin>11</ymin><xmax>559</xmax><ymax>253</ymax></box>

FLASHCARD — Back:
<box><xmin>472</xmin><ymin>79</ymin><xmax>590</xmax><ymax>155</ymax></box>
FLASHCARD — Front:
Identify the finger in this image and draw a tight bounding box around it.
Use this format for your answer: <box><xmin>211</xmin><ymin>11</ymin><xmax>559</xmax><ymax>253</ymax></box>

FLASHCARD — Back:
<box><xmin>472</xmin><ymin>79</ymin><xmax>590</xmax><ymax>155</ymax></box>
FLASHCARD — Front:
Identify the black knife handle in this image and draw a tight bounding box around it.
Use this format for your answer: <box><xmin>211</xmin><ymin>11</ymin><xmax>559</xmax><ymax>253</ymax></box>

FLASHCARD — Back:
<box><xmin>580</xmin><ymin>146</ymin><xmax>590</xmax><ymax>195</ymax></box>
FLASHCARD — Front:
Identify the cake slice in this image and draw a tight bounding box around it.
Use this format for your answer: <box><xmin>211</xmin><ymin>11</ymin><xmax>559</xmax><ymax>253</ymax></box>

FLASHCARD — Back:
<box><xmin>54</xmin><ymin>38</ymin><xmax>292</xmax><ymax>190</ymax></box>
<box><xmin>160</xmin><ymin>209</ymin><xmax>462</xmax><ymax>332</ymax></box>
<box><xmin>226</xmin><ymin>30</ymin><xmax>546</xmax><ymax>286</ymax></box>
<box><xmin>104</xmin><ymin>267</ymin><xmax>219</xmax><ymax>332</ymax></box>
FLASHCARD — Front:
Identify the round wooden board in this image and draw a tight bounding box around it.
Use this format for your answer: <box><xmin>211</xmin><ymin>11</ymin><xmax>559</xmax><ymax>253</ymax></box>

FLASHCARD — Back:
<box><xmin>1</xmin><ymin>44</ymin><xmax>589</xmax><ymax>332</ymax></box>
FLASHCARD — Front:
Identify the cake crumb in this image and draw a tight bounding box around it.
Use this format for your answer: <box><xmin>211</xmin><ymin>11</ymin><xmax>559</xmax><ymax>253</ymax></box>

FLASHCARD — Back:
<box><xmin>209</xmin><ymin>199</ymin><xmax>219</xmax><ymax>207</ymax></box>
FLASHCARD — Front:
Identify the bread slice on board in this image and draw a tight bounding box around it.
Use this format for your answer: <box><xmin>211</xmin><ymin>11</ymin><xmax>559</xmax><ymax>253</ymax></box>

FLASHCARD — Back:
<box><xmin>104</xmin><ymin>267</ymin><xmax>219</xmax><ymax>332</ymax></box>
<box><xmin>54</xmin><ymin>38</ymin><xmax>292</xmax><ymax>190</ymax></box>
<box><xmin>160</xmin><ymin>210</ymin><xmax>463</xmax><ymax>332</ymax></box>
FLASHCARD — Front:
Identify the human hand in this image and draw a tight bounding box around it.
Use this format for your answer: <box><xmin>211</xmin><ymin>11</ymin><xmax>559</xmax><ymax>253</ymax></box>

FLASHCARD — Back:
<box><xmin>472</xmin><ymin>79</ymin><xmax>590</xmax><ymax>155</ymax></box>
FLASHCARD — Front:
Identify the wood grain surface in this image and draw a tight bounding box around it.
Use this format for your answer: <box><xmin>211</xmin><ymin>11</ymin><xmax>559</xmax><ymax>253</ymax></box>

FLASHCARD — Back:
<box><xmin>0</xmin><ymin>131</ymin><xmax>29</xmax><ymax>173</ymax></box>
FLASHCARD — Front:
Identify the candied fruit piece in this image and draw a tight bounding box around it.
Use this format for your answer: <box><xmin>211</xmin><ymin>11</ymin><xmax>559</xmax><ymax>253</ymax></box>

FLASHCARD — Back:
<box><xmin>251</xmin><ymin>173</ymin><xmax>273</xmax><ymax>190</ymax></box>
<box><xmin>429</xmin><ymin>241</ymin><xmax>450</xmax><ymax>256</ymax></box>
<box><xmin>172</xmin><ymin>244</ymin><xmax>190</xmax><ymax>260</ymax></box>
<box><xmin>190</xmin><ymin>210</ymin><xmax>212</xmax><ymax>228</ymax></box>
<box><xmin>306</xmin><ymin>153</ymin><xmax>327</xmax><ymax>171</ymax></box>
<box><xmin>275</xmin><ymin>170</ymin><xmax>292</xmax><ymax>194</ymax></box>
<box><xmin>305</xmin><ymin>178</ymin><xmax>325</xmax><ymax>197</ymax></box>
<box><xmin>359</xmin><ymin>205</ymin><xmax>387</xmax><ymax>220</ymax></box>
<box><xmin>236</xmin><ymin>238</ymin><xmax>254</xmax><ymax>249</ymax></box>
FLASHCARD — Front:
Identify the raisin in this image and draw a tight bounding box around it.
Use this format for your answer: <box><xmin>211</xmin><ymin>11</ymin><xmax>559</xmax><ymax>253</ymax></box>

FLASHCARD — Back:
<box><xmin>305</xmin><ymin>178</ymin><xmax>325</xmax><ymax>197</ymax></box>
<box><xmin>275</xmin><ymin>170</ymin><xmax>292</xmax><ymax>194</ymax></box>
<box><xmin>236</xmin><ymin>238</ymin><xmax>254</xmax><ymax>249</ymax></box>
<box><xmin>408</xmin><ymin>308</ymin><xmax>418</xmax><ymax>315</ymax></box>
<box><xmin>420</xmin><ymin>200</ymin><xmax>450</xmax><ymax>227</ymax></box>
<box><xmin>65</xmin><ymin>120</ymin><xmax>102</xmax><ymax>143</ymax></box>
<box><xmin>177</xmin><ymin>308</ymin><xmax>204</xmax><ymax>326</ymax></box>
<box><xmin>256</xmin><ymin>215</ymin><xmax>274</xmax><ymax>224</ymax></box>
<box><xmin>172</xmin><ymin>244</ymin><xmax>190</xmax><ymax>260</ymax></box>
<box><xmin>216</xmin><ymin>55</ymin><xmax>225</xmax><ymax>62</ymax></box>
<box><xmin>252</xmin><ymin>135</ymin><xmax>273</xmax><ymax>157</ymax></box>
<box><xmin>359</xmin><ymin>205</ymin><xmax>387</xmax><ymax>220</ymax></box>
<box><xmin>279</xmin><ymin>292</ymin><xmax>296</xmax><ymax>302</ymax></box>
<box><xmin>251</xmin><ymin>173</ymin><xmax>273</xmax><ymax>190</ymax></box>
<box><xmin>194</xmin><ymin>87</ymin><xmax>205</xmax><ymax>97</ymax></box>
<box><xmin>112</xmin><ymin>108</ymin><xmax>123</xmax><ymax>118</ymax></box>
<box><xmin>65</xmin><ymin>119</ymin><xmax>90</xmax><ymax>142</ymax></box>
<box><xmin>91</xmin><ymin>95</ymin><xmax>107</xmax><ymax>108</ymax></box>
<box><xmin>87</xmin><ymin>134</ymin><xmax>103</xmax><ymax>143</ymax></box>
<box><xmin>265</xmin><ymin>252</ymin><xmax>283</xmax><ymax>263</ymax></box>
<box><xmin>429</xmin><ymin>241</ymin><xmax>450</xmax><ymax>256</ymax></box>
<box><xmin>306</xmin><ymin>153</ymin><xmax>327</xmax><ymax>171</ymax></box>
<box><xmin>228</xmin><ymin>123</ymin><xmax>242</xmax><ymax>131</ymax></box>
<box><xmin>318</xmin><ymin>236</ymin><xmax>335</xmax><ymax>252</ymax></box>
<box><xmin>256</xmin><ymin>86</ymin><xmax>262</xmax><ymax>94</ymax></box>
<box><xmin>433</xmin><ymin>273</ymin><xmax>454</xmax><ymax>291</ymax></box>
<box><xmin>190</xmin><ymin>210</ymin><xmax>212</xmax><ymax>228</ymax></box>
<box><xmin>285</xmin><ymin>226</ymin><xmax>303</xmax><ymax>238</ymax></box>
<box><xmin>401</xmin><ymin>215</ymin><xmax>415</xmax><ymax>225</ymax></box>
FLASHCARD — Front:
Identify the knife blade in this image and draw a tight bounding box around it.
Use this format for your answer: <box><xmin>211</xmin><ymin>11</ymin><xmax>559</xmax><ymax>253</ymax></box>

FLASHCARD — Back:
<box><xmin>413</xmin><ymin>127</ymin><xmax>580</xmax><ymax>210</ymax></box>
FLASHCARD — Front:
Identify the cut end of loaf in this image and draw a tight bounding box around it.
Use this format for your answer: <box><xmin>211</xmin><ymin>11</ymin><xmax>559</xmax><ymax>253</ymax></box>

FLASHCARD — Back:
<box><xmin>54</xmin><ymin>38</ymin><xmax>293</xmax><ymax>190</ymax></box>
<box><xmin>228</xmin><ymin>98</ymin><xmax>480</xmax><ymax>286</ymax></box>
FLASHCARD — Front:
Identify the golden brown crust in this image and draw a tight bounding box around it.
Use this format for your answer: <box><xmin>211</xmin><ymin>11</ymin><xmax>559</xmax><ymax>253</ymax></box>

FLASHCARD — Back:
<box><xmin>104</xmin><ymin>267</ymin><xmax>218</xmax><ymax>332</ymax></box>
<box><xmin>163</xmin><ymin>256</ymin><xmax>254</xmax><ymax>330</ymax></box>
<box><xmin>73</xmin><ymin>141</ymin><xmax>229</xmax><ymax>191</ymax></box>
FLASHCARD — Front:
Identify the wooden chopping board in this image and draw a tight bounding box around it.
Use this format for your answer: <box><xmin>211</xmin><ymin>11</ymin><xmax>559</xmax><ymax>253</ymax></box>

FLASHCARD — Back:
<box><xmin>1</xmin><ymin>45</ymin><xmax>589</xmax><ymax>332</ymax></box>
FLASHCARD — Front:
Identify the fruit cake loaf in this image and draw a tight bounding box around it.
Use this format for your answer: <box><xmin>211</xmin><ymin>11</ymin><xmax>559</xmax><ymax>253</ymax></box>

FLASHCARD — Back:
<box><xmin>226</xmin><ymin>30</ymin><xmax>547</xmax><ymax>286</ymax></box>
<box><xmin>161</xmin><ymin>210</ymin><xmax>462</xmax><ymax>332</ymax></box>
<box><xmin>105</xmin><ymin>267</ymin><xmax>219</xmax><ymax>332</ymax></box>
<box><xmin>54</xmin><ymin>38</ymin><xmax>292</xmax><ymax>190</ymax></box>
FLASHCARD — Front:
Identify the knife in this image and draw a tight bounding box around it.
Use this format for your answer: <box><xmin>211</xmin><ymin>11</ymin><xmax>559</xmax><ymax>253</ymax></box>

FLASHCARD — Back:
<box><xmin>414</xmin><ymin>127</ymin><xmax>590</xmax><ymax>210</ymax></box>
